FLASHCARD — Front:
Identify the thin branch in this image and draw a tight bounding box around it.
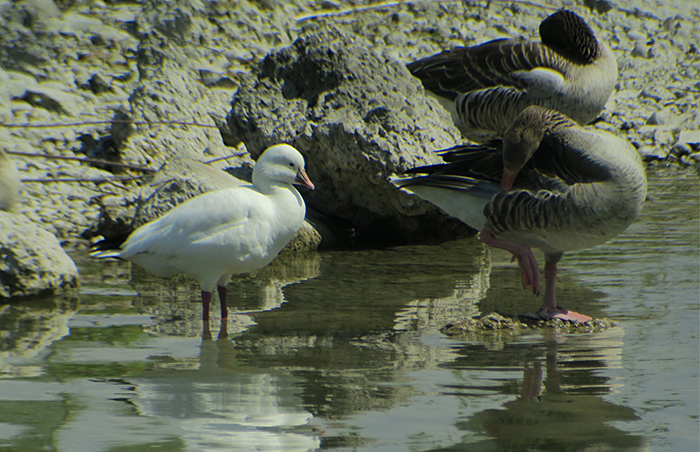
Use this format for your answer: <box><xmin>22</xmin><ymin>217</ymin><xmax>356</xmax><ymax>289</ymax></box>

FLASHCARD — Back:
<box><xmin>6</xmin><ymin>151</ymin><xmax>157</xmax><ymax>173</ymax></box>
<box><xmin>21</xmin><ymin>175</ymin><xmax>150</xmax><ymax>184</ymax></box>
<box><xmin>295</xmin><ymin>0</ymin><xmax>557</xmax><ymax>22</ymax></box>
<box><xmin>203</xmin><ymin>152</ymin><xmax>248</xmax><ymax>164</ymax></box>
<box><xmin>0</xmin><ymin>119</ymin><xmax>219</xmax><ymax>129</ymax></box>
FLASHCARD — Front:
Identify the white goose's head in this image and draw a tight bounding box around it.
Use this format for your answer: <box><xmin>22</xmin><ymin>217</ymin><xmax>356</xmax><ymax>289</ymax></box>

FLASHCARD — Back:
<box><xmin>253</xmin><ymin>144</ymin><xmax>315</xmax><ymax>190</ymax></box>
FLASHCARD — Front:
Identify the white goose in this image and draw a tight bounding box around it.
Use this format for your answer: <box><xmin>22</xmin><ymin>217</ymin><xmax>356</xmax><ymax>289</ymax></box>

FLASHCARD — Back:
<box><xmin>407</xmin><ymin>9</ymin><xmax>617</xmax><ymax>143</ymax></box>
<box><xmin>92</xmin><ymin>144</ymin><xmax>314</xmax><ymax>322</ymax></box>
<box><xmin>394</xmin><ymin>106</ymin><xmax>647</xmax><ymax>321</ymax></box>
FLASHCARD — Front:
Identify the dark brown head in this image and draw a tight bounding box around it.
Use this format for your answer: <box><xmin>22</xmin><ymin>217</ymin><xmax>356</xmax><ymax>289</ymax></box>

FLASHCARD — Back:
<box><xmin>501</xmin><ymin>106</ymin><xmax>562</xmax><ymax>189</ymax></box>
<box><xmin>539</xmin><ymin>9</ymin><xmax>600</xmax><ymax>64</ymax></box>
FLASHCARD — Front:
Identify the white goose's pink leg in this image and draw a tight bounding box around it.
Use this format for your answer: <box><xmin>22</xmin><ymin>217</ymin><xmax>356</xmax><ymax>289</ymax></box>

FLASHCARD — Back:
<box><xmin>202</xmin><ymin>290</ymin><xmax>212</xmax><ymax>322</ymax></box>
<box><xmin>217</xmin><ymin>285</ymin><xmax>228</xmax><ymax>320</ymax></box>
<box><xmin>536</xmin><ymin>259</ymin><xmax>592</xmax><ymax>322</ymax></box>
<box><xmin>480</xmin><ymin>229</ymin><xmax>541</xmax><ymax>295</ymax></box>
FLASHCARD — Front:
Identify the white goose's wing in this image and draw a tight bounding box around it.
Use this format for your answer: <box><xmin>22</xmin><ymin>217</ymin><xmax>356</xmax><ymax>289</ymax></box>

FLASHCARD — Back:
<box><xmin>119</xmin><ymin>185</ymin><xmax>276</xmax><ymax>277</ymax></box>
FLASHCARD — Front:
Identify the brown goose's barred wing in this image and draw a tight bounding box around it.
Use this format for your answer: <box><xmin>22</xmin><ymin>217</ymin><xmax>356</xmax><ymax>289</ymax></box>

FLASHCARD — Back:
<box><xmin>407</xmin><ymin>40</ymin><xmax>562</xmax><ymax>98</ymax></box>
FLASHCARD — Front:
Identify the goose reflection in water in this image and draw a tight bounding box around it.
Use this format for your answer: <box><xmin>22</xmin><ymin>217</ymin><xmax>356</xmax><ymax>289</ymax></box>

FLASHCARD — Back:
<box><xmin>454</xmin><ymin>333</ymin><xmax>648</xmax><ymax>451</ymax></box>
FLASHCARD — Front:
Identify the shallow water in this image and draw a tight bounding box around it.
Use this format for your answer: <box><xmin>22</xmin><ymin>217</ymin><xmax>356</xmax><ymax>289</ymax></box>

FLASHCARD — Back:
<box><xmin>1</xmin><ymin>165</ymin><xmax>698</xmax><ymax>452</ymax></box>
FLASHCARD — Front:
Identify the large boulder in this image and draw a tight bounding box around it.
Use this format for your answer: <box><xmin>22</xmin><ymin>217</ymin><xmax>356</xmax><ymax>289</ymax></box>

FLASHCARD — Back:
<box><xmin>0</xmin><ymin>212</ymin><xmax>79</xmax><ymax>298</ymax></box>
<box><xmin>226</xmin><ymin>26</ymin><xmax>470</xmax><ymax>244</ymax></box>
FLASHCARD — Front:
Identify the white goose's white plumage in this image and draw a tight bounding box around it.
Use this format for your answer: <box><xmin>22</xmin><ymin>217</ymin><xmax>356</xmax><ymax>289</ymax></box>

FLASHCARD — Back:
<box><xmin>394</xmin><ymin>106</ymin><xmax>647</xmax><ymax>321</ymax></box>
<box><xmin>407</xmin><ymin>9</ymin><xmax>617</xmax><ymax>143</ymax></box>
<box><xmin>92</xmin><ymin>144</ymin><xmax>314</xmax><ymax>322</ymax></box>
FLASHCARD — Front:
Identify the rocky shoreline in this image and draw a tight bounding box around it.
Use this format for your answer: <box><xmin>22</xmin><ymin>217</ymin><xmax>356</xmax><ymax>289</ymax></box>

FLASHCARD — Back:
<box><xmin>0</xmin><ymin>0</ymin><xmax>698</xmax><ymax>297</ymax></box>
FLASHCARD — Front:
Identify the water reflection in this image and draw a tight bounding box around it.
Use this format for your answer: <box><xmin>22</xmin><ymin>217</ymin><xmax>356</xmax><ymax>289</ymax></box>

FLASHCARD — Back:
<box><xmin>129</xmin><ymin>322</ymin><xmax>321</xmax><ymax>452</ymax></box>
<box><xmin>0</xmin><ymin>296</ymin><xmax>78</xmax><ymax>378</ymax></box>
<box><xmin>447</xmin><ymin>333</ymin><xmax>647</xmax><ymax>451</ymax></box>
<box><xmin>0</xmin><ymin>166</ymin><xmax>696</xmax><ymax>451</ymax></box>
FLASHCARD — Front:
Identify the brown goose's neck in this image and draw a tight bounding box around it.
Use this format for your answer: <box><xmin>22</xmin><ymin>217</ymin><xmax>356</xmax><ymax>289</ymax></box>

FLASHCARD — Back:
<box><xmin>502</xmin><ymin>106</ymin><xmax>577</xmax><ymax>171</ymax></box>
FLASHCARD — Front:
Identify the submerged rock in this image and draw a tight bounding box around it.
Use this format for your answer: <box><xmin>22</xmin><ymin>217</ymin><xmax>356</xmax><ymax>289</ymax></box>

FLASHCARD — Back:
<box><xmin>0</xmin><ymin>212</ymin><xmax>79</xmax><ymax>298</ymax></box>
<box><xmin>442</xmin><ymin>312</ymin><xmax>615</xmax><ymax>335</ymax></box>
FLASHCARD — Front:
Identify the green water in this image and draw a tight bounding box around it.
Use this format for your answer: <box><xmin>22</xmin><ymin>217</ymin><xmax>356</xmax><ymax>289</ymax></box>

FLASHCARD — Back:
<box><xmin>1</xmin><ymin>166</ymin><xmax>698</xmax><ymax>452</ymax></box>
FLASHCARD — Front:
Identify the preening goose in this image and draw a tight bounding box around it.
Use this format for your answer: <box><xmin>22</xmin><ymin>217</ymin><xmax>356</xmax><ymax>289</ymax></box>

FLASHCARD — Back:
<box><xmin>393</xmin><ymin>106</ymin><xmax>646</xmax><ymax>321</ymax></box>
<box><xmin>407</xmin><ymin>9</ymin><xmax>617</xmax><ymax>143</ymax></box>
<box><xmin>92</xmin><ymin>144</ymin><xmax>315</xmax><ymax>322</ymax></box>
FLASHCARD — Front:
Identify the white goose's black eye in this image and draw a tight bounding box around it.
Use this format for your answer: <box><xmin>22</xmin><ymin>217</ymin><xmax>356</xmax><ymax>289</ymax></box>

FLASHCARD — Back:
<box><xmin>288</xmin><ymin>162</ymin><xmax>296</xmax><ymax>168</ymax></box>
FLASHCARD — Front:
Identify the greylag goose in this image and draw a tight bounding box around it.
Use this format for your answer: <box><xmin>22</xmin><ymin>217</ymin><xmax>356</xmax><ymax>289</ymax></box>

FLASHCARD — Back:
<box><xmin>393</xmin><ymin>106</ymin><xmax>646</xmax><ymax>321</ymax></box>
<box><xmin>407</xmin><ymin>9</ymin><xmax>617</xmax><ymax>143</ymax></box>
<box><xmin>92</xmin><ymin>144</ymin><xmax>315</xmax><ymax>322</ymax></box>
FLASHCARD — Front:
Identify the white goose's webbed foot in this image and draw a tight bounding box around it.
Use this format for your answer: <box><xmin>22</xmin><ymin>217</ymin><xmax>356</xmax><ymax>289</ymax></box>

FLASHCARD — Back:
<box><xmin>479</xmin><ymin>228</ymin><xmax>541</xmax><ymax>295</ymax></box>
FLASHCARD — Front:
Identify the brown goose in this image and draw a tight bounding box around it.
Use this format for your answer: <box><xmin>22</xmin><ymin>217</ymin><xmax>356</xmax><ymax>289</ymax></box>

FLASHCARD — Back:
<box><xmin>393</xmin><ymin>106</ymin><xmax>646</xmax><ymax>321</ymax></box>
<box><xmin>407</xmin><ymin>9</ymin><xmax>617</xmax><ymax>143</ymax></box>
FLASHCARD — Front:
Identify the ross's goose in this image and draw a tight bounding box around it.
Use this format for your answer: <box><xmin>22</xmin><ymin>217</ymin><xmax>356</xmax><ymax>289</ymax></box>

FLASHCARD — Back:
<box><xmin>393</xmin><ymin>106</ymin><xmax>647</xmax><ymax>321</ymax></box>
<box><xmin>92</xmin><ymin>144</ymin><xmax>315</xmax><ymax>322</ymax></box>
<box><xmin>407</xmin><ymin>9</ymin><xmax>617</xmax><ymax>143</ymax></box>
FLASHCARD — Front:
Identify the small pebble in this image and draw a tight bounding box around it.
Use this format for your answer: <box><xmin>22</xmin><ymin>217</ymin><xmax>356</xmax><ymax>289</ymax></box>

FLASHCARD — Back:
<box><xmin>631</xmin><ymin>42</ymin><xmax>652</xmax><ymax>58</ymax></box>
<box><xmin>671</xmin><ymin>143</ymin><xmax>692</xmax><ymax>157</ymax></box>
<box><xmin>637</xmin><ymin>145</ymin><xmax>667</xmax><ymax>161</ymax></box>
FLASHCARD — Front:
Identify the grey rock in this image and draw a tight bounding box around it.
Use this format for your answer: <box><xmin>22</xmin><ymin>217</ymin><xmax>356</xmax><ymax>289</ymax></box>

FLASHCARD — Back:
<box><xmin>639</xmin><ymin>86</ymin><xmax>676</xmax><ymax>102</ymax></box>
<box><xmin>626</xmin><ymin>30</ymin><xmax>646</xmax><ymax>41</ymax></box>
<box><xmin>670</xmin><ymin>143</ymin><xmax>692</xmax><ymax>158</ymax></box>
<box><xmin>631</xmin><ymin>41</ymin><xmax>653</xmax><ymax>58</ymax></box>
<box><xmin>0</xmin><ymin>212</ymin><xmax>78</xmax><ymax>298</ymax></box>
<box><xmin>226</xmin><ymin>26</ymin><xmax>468</xmax><ymax>244</ymax></box>
<box><xmin>646</xmin><ymin>111</ymin><xmax>664</xmax><ymax>125</ymax></box>
<box><xmin>637</xmin><ymin>145</ymin><xmax>668</xmax><ymax>161</ymax></box>
<box><xmin>677</xmin><ymin>130</ymin><xmax>700</xmax><ymax>146</ymax></box>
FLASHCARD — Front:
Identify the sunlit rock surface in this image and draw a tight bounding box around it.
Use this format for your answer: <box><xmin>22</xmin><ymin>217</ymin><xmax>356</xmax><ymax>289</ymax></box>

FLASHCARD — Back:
<box><xmin>226</xmin><ymin>25</ymin><xmax>469</xmax><ymax>244</ymax></box>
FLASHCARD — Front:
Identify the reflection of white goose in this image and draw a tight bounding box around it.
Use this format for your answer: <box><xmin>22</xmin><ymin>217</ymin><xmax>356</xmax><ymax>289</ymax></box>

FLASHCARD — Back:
<box><xmin>407</xmin><ymin>9</ymin><xmax>617</xmax><ymax>142</ymax></box>
<box><xmin>93</xmin><ymin>144</ymin><xmax>314</xmax><ymax>323</ymax></box>
<box><xmin>133</xmin><ymin>374</ymin><xmax>319</xmax><ymax>451</ymax></box>
<box><xmin>394</xmin><ymin>106</ymin><xmax>647</xmax><ymax>321</ymax></box>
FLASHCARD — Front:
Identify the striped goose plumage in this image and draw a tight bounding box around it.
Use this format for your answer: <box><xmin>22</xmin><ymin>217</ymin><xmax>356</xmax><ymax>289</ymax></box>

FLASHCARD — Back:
<box><xmin>407</xmin><ymin>9</ymin><xmax>617</xmax><ymax>143</ymax></box>
<box><xmin>393</xmin><ymin>106</ymin><xmax>646</xmax><ymax>321</ymax></box>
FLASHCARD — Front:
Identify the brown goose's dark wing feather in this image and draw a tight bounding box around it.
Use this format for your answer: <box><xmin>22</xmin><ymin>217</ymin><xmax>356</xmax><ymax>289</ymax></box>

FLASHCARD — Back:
<box><xmin>407</xmin><ymin>40</ymin><xmax>560</xmax><ymax>98</ymax></box>
<box><xmin>406</xmin><ymin>133</ymin><xmax>611</xmax><ymax>198</ymax></box>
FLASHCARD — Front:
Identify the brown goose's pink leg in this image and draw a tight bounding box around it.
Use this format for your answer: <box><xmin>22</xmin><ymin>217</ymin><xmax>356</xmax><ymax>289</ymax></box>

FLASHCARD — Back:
<box><xmin>480</xmin><ymin>229</ymin><xmax>541</xmax><ymax>295</ymax></box>
<box><xmin>536</xmin><ymin>260</ymin><xmax>592</xmax><ymax>322</ymax></box>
